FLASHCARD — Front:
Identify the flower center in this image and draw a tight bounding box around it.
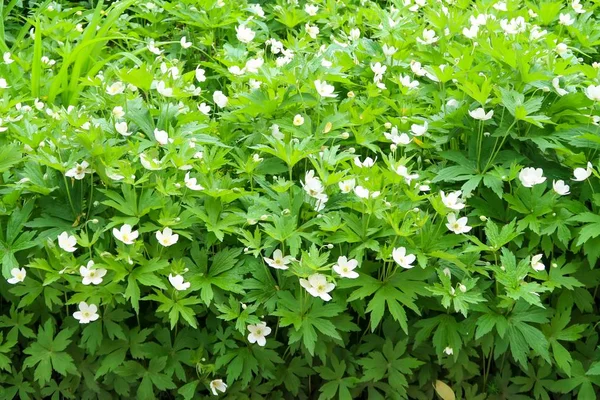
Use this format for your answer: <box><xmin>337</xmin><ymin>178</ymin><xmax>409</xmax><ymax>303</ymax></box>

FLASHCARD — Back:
<box><xmin>256</xmin><ymin>330</ymin><xmax>262</xmax><ymax>335</ymax></box>
<box><xmin>82</xmin><ymin>311</ymin><xmax>90</xmax><ymax>318</ymax></box>
<box><xmin>89</xmin><ymin>271</ymin><xmax>96</xmax><ymax>277</ymax></box>
<box><xmin>317</xmin><ymin>285</ymin><xmax>325</xmax><ymax>292</ymax></box>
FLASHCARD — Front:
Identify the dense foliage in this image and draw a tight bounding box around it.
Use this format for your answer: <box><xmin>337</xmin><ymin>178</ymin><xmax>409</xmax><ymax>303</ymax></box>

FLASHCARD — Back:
<box><xmin>1</xmin><ymin>0</ymin><xmax>600</xmax><ymax>398</ymax></box>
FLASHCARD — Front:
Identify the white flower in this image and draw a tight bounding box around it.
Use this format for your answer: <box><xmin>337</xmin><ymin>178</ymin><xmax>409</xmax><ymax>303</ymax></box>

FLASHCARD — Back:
<box><xmin>180</xmin><ymin>36</ymin><xmax>192</xmax><ymax>48</ymax></box>
<box><xmin>248</xmin><ymin>3</ymin><xmax>265</xmax><ymax>17</ymax></box>
<box><xmin>264</xmin><ymin>249</ymin><xmax>292</xmax><ymax>270</ymax></box>
<box><xmin>338</xmin><ymin>178</ymin><xmax>356</xmax><ymax>193</ymax></box>
<box><xmin>80</xmin><ymin>261</ymin><xmax>107</xmax><ymax>285</ymax></box>
<box><xmin>314</xmin><ymin>80</ymin><xmax>337</xmax><ymax>98</ymax></box>
<box><xmin>553</xmin><ymin>180</ymin><xmax>570</xmax><ymax>195</ymax></box>
<box><xmin>293</xmin><ymin>114</ymin><xmax>305</xmax><ymax>126</ymax></box>
<box><xmin>314</xmin><ymin>193</ymin><xmax>329</xmax><ymax>212</ymax></box>
<box><xmin>399</xmin><ymin>75</ymin><xmax>420</xmax><ymax>89</ymax></box>
<box><xmin>305</xmin><ymin>24</ymin><xmax>320</xmax><ymax>39</ymax></box>
<box><xmin>333</xmin><ymin>256</ymin><xmax>359</xmax><ymax>279</ymax></box>
<box><xmin>302</xmin><ymin>170</ymin><xmax>325</xmax><ymax>198</ymax></box>
<box><xmin>147</xmin><ymin>40</ymin><xmax>163</xmax><ymax>55</ymax></box>
<box><xmin>304</xmin><ymin>3</ymin><xmax>319</xmax><ymax>15</ymax></box>
<box><xmin>139</xmin><ymin>153</ymin><xmax>163</xmax><ymax>170</ymax></box>
<box><xmin>236</xmin><ymin>25</ymin><xmax>255</xmax><ymax>43</ymax></box>
<box><xmin>585</xmin><ymin>85</ymin><xmax>600</xmax><ymax>102</ymax></box>
<box><xmin>112</xmin><ymin>224</ymin><xmax>139</xmax><ymax>245</ymax></box>
<box><xmin>440</xmin><ymin>191</ymin><xmax>466</xmax><ymax>211</ymax></box>
<box><xmin>500</xmin><ymin>17</ymin><xmax>526</xmax><ymax>35</ymax></box>
<box><xmin>519</xmin><ymin>167</ymin><xmax>546</xmax><ymax>187</ymax></box>
<box><xmin>247</xmin><ymin>322</ymin><xmax>271</xmax><ymax>346</ymax></box>
<box><xmin>106</xmin><ymin>81</ymin><xmax>125</xmax><ymax>96</ymax></box>
<box><xmin>552</xmin><ymin>77</ymin><xmax>568</xmax><ymax>96</ymax></box>
<box><xmin>556</xmin><ymin>43</ymin><xmax>568</xmax><ymax>55</ymax></box>
<box><xmin>370</xmin><ymin>62</ymin><xmax>387</xmax><ymax>80</ymax></box>
<box><xmin>7</xmin><ymin>268</ymin><xmax>26</xmax><ymax>284</ymax></box>
<box><xmin>229</xmin><ymin>65</ymin><xmax>244</xmax><ymax>75</ymax></box>
<box><xmin>382</xmin><ymin>44</ymin><xmax>397</xmax><ymax>57</ymax></box>
<box><xmin>155</xmin><ymin>80</ymin><xmax>173</xmax><ymax>97</ymax></box>
<box><xmin>354</xmin><ymin>156</ymin><xmax>376</xmax><ymax>168</ymax></box>
<box><xmin>58</xmin><ymin>232</ymin><xmax>77</xmax><ymax>252</ymax></box>
<box><xmin>349</xmin><ymin>28</ymin><xmax>361</xmax><ymax>41</ymax></box>
<box><xmin>446</xmin><ymin>213</ymin><xmax>472</xmax><ymax>234</ymax></box>
<box><xmin>392</xmin><ymin>247</ymin><xmax>416</xmax><ymax>269</ymax></box>
<box><xmin>245</xmin><ymin>57</ymin><xmax>264</xmax><ymax>74</ymax></box>
<box><xmin>271</xmin><ymin>124</ymin><xmax>284</xmax><ymax>140</ymax></box>
<box><xmin>463</xmin><ymin>25</ymin><xmax>479</xmax><ymax>39</ymax></box>
<box><xmin>300</xmin><ymin>273</ymin><xmax>335</xmax><ymax>301</ymax></box>
<box><xmin>493</xmin><ymin>1</ymin><xmax>507</xmax><ymax>11</ymax></box>
<box><xmin>168</xmin><ymin>274</ymin><xmax>190</xmax><ymax>291</ymax></box>
<box><xmin>154</xmin><ymin>128</ymin><xmax>169</xmax><ymax>145</ymax></box>
<box><xmin>3</xmin><ymin>52</ymin><xmax>14</xmax><ymax>64</ymax></box>
<box><xmin>198</xmin><ymin>103</ymin><xmax>211</xmax><ymax>115</ymax></box>
<box><xmin>444</xmin><ymin>347</ymin><xmax>454</xmax><ymax>355</ymax></box>
<box><xmin>470</xmin><ymin>14</ymin><xmax>489</xmax><ymax>26</ymax></box>
<box><xmin>41</xmin><ymin>56</ymin><xmax>56</xmax><ymax>66</ymax></box>
<box><xmin>248</xmin><ymin>79</ymin><xmax>262</xmax><ymax>90</ymax></box>
<box><xmin>469</xmin><ymin>108</ymin><xmax>494</xmax><ymax>120</ymax></box>
<box><xmin>410</xmin><ymin>60</ymin><xmax>427</xmax><ymax>76</ymax></box>
<box><xmin>353</xmin><ymin>186</ymin><xmax>370</xmax><ymax>199</ymax></box>
<box><xmin>112</xmin><ymin>106</ymin><xmax>125</xmax><ymax>118</ymax></box>
<box><xmin>395</xmin><ymin>165</ymin><xmax>419</xmax><ymax>184</ymax></box>
<box><xmin>531</xmin><ymin>254</ymin><xmax>545</xmax><ymax>271</ymax></box>
<box><xmin>210</xmin><ymin>379</ymin><xmax>227</xmax><ymax>396</ymax></box>
<box><xmin>416</xmin><ymin>28</ymin><xmax>438</xmax><ymax>44</ymax></box>
<box><xmin>559</xmin><ymin>13</ymin><xmax>575</xmax><ymax>26</ymax></box>
<box><xmin>321</xmin><ymin>59</ymin><xmax>333</xmax><ymax>68</ymax></box>
<box><xmin>195</xmin><ymin>67</ymin><xmax>206</xmax><ymax>82</ymax></box>
<box><xmin>213</xmin><ymin>91</ymin><xmax>228</xmax><ymax>108</ymax></box>
<box><xmin>573</xmin><ymin>162</ymin><xmax>593</xmax><ymax>181</ymax></box>
<box><xmin>572</xmin><ymin>0</ymin><xmax>585</xmax><ymax>13</ymax></box>
<box><xmin>65</xmin><ymin>161</ymin><xmax>92</xmax><ymax>180</ymax></box>
<box><xmin>115</xmin><ymin>121</ymin><xmax>130</xmax><ymax>136</ymax></box>
<box><xmin>410</xmin><ymin>121</ymin><xmax>428</xmax><ymax>136</ymax></box>
<box><xmin>73</xmin><ymin>302</ymin><xmax>100</xmax><ymax>324</ymax></box>
<box><xmin>184</xmin><ymin>172</ymin><xmax>204</xmax><ymax>191</ymax></box>
<box><xmin>156</xmin><ymin>227</ymin><xmax>179</xmax><ymax>247</ymax></box>
<box><xmin>530</xmin><ymin>26</ymin><xmax>547</xmax><ymax>41</ymax></box>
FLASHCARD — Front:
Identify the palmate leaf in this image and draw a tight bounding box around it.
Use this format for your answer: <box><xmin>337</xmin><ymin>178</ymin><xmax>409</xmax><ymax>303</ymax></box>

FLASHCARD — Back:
<box><xmin>314</xmin><ymin>356</ymin><xmax>358</xmax><ymax>400</ymax></box>
<box><xmin>570</xmin><ymin>212</ymin><xmax>600</xmax><ymax>246</ymax></box>
<box><xmin>358</xmin><ymin>339</ymin><xmax>423</xmax><ymax>399</ymax></box>
<box><xmin>124</xmin><ymin>258</ymin><xmax>168</xmax><ymax>313</ymax></box>
<box><xmin>273</xmin><ymin>292</ymin><xmax>355</xmax><ymax>356</ymax></box>
<box><xmin>497</xmin><ymin>302</ymin><xmax>551</xmax><ymax>369</ymax></box>
<box><xmin>345</xmin><ymin>269</ymin><xmax>425</xmax><ymax>333</ymax></box>
<box><xmin>22</xmin><ymin>320</ymin><xmax>78</xmax><ymax>386</ymax></box>
<box><xmin>0</xmin><ymin>332</ymin><xmax>16</xmax><ymax>372</ymax></box>
<box><xmin>143</xmin><ymin>290</ymin><xmax>202</xmax><ymax>329</ymax></box>
<box><xmin>0</xmin><ymin>200</ymin><xmax>38</xmax><ymax>278</ymax></box>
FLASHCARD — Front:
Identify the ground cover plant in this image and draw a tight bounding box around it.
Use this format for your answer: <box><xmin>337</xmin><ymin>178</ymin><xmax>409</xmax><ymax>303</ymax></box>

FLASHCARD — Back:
<box><xmin>1</xmin><ymin>0</ymin><xmax>600</xmax><ymax>398</ymax></box>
